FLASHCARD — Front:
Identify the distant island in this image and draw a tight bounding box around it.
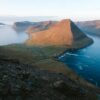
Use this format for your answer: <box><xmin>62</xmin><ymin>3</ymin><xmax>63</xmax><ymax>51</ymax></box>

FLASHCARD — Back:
<box><xmin>76</xmin><ymin>20</ymin><xmax>100</xmax><ymax>37</ymax></box>
<box><xmin>0</xmin><ymin>23</ymin><xmax>5</xmax><ymax>25</ymax></box>
<box><xmin>13</xmin><ymin>21</ymin><xmax>56</xmax><ymax>33</ymax></box>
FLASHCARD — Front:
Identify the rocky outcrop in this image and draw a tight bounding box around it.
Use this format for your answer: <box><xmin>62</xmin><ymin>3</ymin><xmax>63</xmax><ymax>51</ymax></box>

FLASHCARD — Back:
<box><xmin>76</xmin><ymin>20</ymin><xmax>100</xmax><ymax>36</ymax></box>
<box><xmin>0</xmin><ymin>57</ymin><xmax>98</xmax><ymax>100</ymax></box>
<box><xmin>27</xmin><ymin>19</ymin><xmax>93</xmax><ymax>48</ymax></box>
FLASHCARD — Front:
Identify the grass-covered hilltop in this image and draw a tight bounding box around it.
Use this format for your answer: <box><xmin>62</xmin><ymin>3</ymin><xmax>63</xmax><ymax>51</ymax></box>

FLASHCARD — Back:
<box><xmin>0</xmin><ymin>19</ymin><xmax>99</xmax><ymax>100</ymax></box>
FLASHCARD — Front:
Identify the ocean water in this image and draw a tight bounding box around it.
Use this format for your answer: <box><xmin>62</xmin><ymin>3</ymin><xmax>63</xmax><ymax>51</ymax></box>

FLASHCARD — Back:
<box><xmin>0</xmin><ymin>25</ymin><xmax>28</xmax><ymax>46</ymax></box>
<box><xmin>0</xmin><ymin>22</ymin><xmax>100</xmax><ymax>87</ymax></box>
<box><xmin>59</xmin><ymin>36</ymin><xmax>100</xmax><ymax>87</ymax></box>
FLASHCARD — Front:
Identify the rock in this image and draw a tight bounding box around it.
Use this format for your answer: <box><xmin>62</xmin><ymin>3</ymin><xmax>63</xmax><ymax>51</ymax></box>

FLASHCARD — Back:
<box><xmin>53</xmin><ymin>80</ymin><xmax>64</xmax><ymax>88</ymax></box>
<box><xmin>2</xmin><ymin>75</ymin><xmax>9</xmax><ymax>81</ymax></box>
<box><xmin>53</xmin><ymin>80</ymin><xmax>93</xmax><ymax>99</ymax></box>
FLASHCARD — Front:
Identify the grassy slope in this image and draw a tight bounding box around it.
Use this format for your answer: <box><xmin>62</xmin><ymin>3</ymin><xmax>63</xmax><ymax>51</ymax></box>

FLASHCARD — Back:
<box><xmin>0</xmin><ymin>44</ymin><xmax>99</xmax><ymax>94</ymax></box>
<box><xmin>0</xmin><ymin>58</ymin><xmax>98</xmax><ymax>100</ymax></box>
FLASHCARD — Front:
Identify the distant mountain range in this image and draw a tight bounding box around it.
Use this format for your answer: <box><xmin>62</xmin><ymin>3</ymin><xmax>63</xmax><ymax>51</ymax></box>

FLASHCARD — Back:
<box><xmin>13</xmin><ymin>21</ymin><xmax>57</xmax><ymax>32</ymax></box>
<box><xmin>12</xmin><ymin>19</ymin><xmax>93</xmax><ymax>48</ymax></box>
<box><xmin>0</xmin><ymin>23</ymin><xmax>5</xmax><ymax>25</ymax></box>
<box><xmin>76</xmin><ymin>20</ymin><xmax>100</xmax><ymax>37</ymax></box>
<box><xmin>0</xmin><ymin>16</ymin><xmax>59</xmax><ymax>25</ymax></box>
<box><xmin>3</xmin><ymin>17</ymin><xmax>100</xmax><ymax>49</ymax></box>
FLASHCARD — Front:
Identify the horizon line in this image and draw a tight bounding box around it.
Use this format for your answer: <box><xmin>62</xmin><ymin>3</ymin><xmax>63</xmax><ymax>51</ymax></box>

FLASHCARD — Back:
<box><xmin>0</xmin><ymin>15</ymin><xmax>100</xmax><ymax>21</ymax></box>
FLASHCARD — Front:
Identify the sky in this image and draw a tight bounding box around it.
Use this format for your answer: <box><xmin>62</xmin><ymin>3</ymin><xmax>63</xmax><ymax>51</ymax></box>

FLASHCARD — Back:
<box><xmin>0</xmin><ymin>0</ymin><xmax>100</xmax><ymax>21</ymax></box>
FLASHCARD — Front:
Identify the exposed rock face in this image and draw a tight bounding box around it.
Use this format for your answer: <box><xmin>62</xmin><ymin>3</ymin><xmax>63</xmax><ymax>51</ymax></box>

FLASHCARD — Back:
<box><xmin>76</xmin><ymin>20</ymin><xmax>100</xmax><ymax>36</ymax></box>
<box><xmin>13</xmin><ymin>21</ymin><xmax>56</xmax><ymax>33</ymax></box>
<box><xmin>27</xmin><ymin>19</ymin><xmax>93</xmax><ymax>47</ymax></box>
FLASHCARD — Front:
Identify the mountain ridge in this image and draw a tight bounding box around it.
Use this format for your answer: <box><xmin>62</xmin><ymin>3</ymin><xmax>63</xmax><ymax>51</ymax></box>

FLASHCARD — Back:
<box><xmin>26</xmin><ymin>19</ymin><xmax>93</xmax><ymax>48</ymax></box>
<box><xmin>76</xmin><ymin>20</ymin><xmax>100</xmax><ymax>36</ymax></box>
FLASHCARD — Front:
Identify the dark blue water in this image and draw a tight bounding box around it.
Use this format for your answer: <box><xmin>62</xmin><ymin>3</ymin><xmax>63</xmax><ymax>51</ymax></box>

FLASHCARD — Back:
<box><xmin>59</xmin><ymin>36</ymin><xmax>100</xmax><ymax>87</ymax></box>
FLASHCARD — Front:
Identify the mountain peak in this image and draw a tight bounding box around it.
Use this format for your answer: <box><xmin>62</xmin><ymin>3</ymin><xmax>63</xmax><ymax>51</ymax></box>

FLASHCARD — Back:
<box><xmin>26</xmin><ymin>19</ymin><xmax>93</xmax><ymax>47</ymax></box>
<box><xmin>54</xmin><ymin>19</ymin><xmax>71</xmax><ymax>27</ymax></box>
<box><xmin>60</xmin><ymin>19</ymin><xmax>71</xmax><ymax>22</ymax></box>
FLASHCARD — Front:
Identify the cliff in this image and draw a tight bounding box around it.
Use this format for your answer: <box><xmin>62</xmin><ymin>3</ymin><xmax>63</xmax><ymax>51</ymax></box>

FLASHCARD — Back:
<box><xmin>26</xmin><ymin>19</ymin><xmax>93</xmax><ymax>48</ymax></box>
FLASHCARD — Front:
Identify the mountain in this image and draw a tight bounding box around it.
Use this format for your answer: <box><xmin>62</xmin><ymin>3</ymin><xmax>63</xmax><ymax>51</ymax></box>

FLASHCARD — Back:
<box><xmin>27</xmin><ymin>21</ymin><xmax>56</xmax><ymax>34</ymax></box>
<box><xmin>0</xmin><ymin>16</ymin><xmax>59</xmax><ymax>25</ymax></box>
<box><xmin>13</xmin><ymin>21</ymin><xmax>56</xmax><ymax>33</ymax></box>
<box><xmin>76</xmin><ymin>20</ymin><xmax>100</xmax><ymax>36</ymax></box>
<box><xmin>26</xmin><ymin>19</ymin><xmax>93</xmax><ymax>48</ymax></box>
<box><xmin>13</xmin><ymin>21</ymin><xmax>38</xmax><ymax>32</ymax></box>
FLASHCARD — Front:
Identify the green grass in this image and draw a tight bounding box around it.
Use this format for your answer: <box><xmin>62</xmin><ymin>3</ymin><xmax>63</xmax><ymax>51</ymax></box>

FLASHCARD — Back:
<box><xmin>0</xmin><ymin>43</ymin><xmax>99</xmax><ymax>94</ymax></box>
<box><xmin>68</xmin><ymin>37</ymin><xmax>93</xmax><ymax>49</ymax></box>
<box><xmin>0</xmin><ymin>44</ymin><xmax>67</xmax><ymax>66</ymax></box>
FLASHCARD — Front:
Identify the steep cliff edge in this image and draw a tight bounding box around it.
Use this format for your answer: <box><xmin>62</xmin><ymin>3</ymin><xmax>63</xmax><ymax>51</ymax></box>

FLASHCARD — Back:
<box><xmin>26</xmin><ymin>19</ymin><xmax>93</xmax><ymax>48</ymax></box>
